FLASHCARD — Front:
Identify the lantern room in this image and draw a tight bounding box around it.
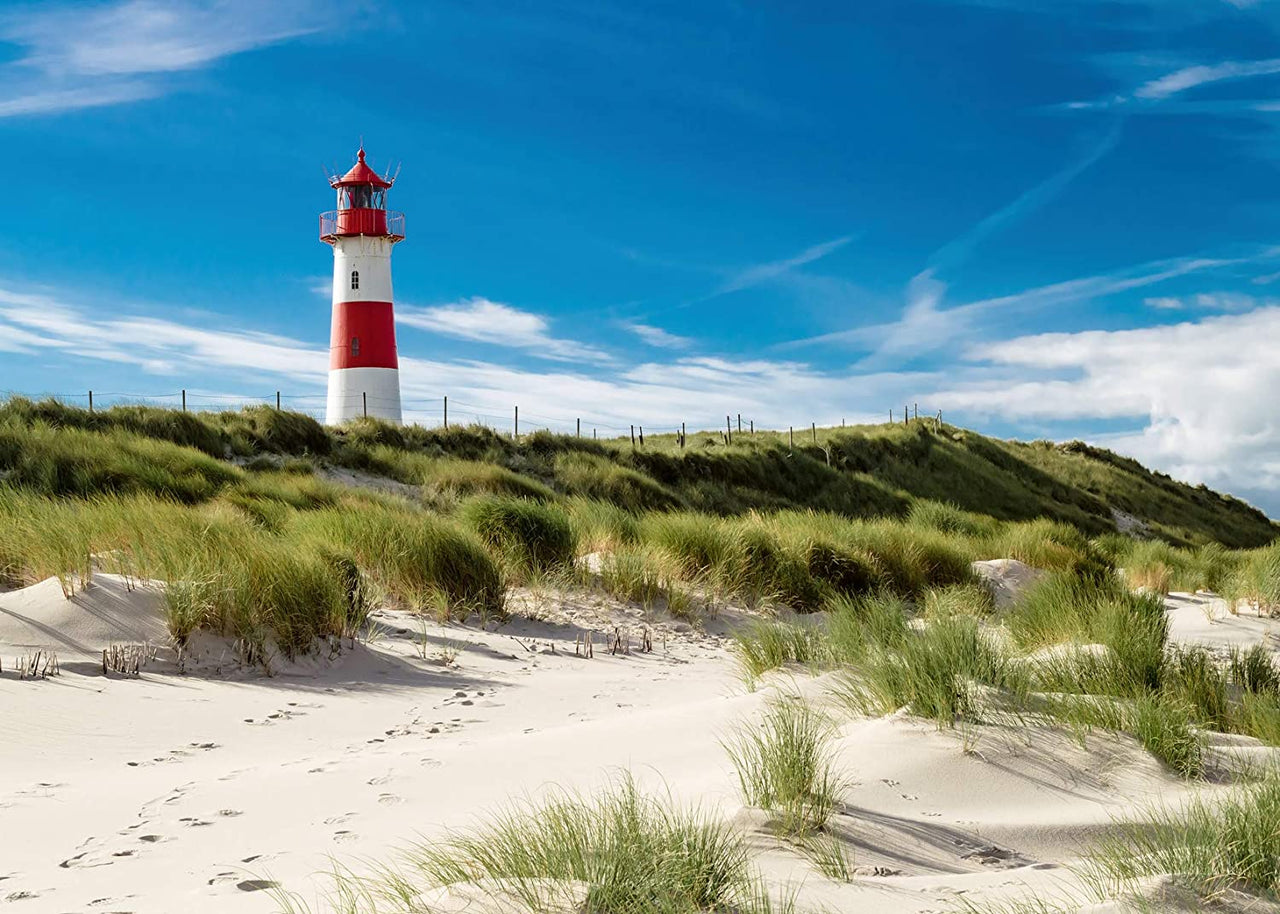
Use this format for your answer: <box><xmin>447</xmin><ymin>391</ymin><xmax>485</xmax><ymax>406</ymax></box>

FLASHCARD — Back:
<box><xmin>320</xmin><ymin>148</ymin><xmax>405</xmax><ymax>243</ymax></box>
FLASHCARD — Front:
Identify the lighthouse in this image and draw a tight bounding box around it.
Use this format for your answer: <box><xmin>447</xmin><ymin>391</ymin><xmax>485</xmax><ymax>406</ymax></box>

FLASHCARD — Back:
<box><xmin>320</xmin><ymin>147</ymin><xmax>405</xmax><ymax>425</ymax></box>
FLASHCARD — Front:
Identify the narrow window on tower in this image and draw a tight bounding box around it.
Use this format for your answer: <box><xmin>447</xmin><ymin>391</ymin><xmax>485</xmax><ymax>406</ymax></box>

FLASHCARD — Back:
<box><xmin>351</xmin><ymin>270</ymin><xmax>360</xmax><ymax>290</ymax></box>
<box><xmin>351</xmin><ymin>337</ymin><xmax>361</xmax><ymax>357</ymax></box>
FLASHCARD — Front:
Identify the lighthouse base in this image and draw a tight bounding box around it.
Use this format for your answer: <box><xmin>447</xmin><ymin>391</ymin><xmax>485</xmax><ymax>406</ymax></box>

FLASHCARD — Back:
<box><xmin>326</xmin><ymin>367</ymin><xmax>402</xmax><ymax>425</ymax></box>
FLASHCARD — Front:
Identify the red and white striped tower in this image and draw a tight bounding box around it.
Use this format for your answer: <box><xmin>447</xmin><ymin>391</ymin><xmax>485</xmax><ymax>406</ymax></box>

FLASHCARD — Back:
<box><xmin>320</xmin><ymin>147</ymin><xmax>405</xmax><ymax>425</ymax></box>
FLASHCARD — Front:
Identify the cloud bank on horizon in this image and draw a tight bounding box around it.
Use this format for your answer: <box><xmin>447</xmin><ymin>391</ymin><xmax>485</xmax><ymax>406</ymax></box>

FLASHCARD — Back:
<box><xmin>4</xmin><ymin>0</ymin><xmax>1280</xmax><ymax>514</ymax></box>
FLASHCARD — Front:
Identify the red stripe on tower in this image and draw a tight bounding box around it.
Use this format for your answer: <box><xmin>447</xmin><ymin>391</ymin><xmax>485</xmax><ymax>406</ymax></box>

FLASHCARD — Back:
<box><xmin>329</xmin><ymin>301</ymin><xmax>399</xmax><ymax>370</ymax></box>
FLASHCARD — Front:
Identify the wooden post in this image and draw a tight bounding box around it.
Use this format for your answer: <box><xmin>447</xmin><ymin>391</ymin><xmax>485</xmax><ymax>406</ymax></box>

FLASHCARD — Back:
<box><xmin>737</xmin><ymin>413</ymin><xmax>741</xmax><ymax>434</ymax></box>
<box><xmin>789</xmin><ymin>426</ymin><xmax>793</xmax><ymax>449</ymax></box>
<box><xmin>88</xmin><ymin>390</ymin><xmax>93</xmax><ymax>413</ymax></box>
<box><xmin>904</xmin><ymin>405</ymin><xmax>908</xmax><ymax>425</ymax></box>
<box><xmin>726</xmin><ymin>414</ymin><xmax>732</xmax><ymax>444</ymax></box>
<box><xmin>914</xmin><ymin>402</ymin><xmax>918</xmax><ymax>420</ymax></box>
<box><xmin>842</xmin><ymin>418</ymin><xmax>845</xmax><ymax>428</ymax></box>
<box><xmin>443</xmin><ymin>395</ymin><xmax>448</xmax><ymax>429</ymax></box>
<box><xmin>630</xmin><ymin>424</ymin><xmax>636</xmax><ymax>447</ymax></box>
<box><xmin>276</xmin><ymin>390</ymin><xmax>281</xmax><ymax>410</ymax></box>
<box><xmin>593</xmin><ymin>428</ymin><xmax>597</xmax><ymax>439</ymax></box>
<box><xmin>681</xmin><ymin>421</ymin><xmax>686</xmax><ymax>449</ymax></box>
<box><xmin>750</xmin><ymin>420</ymin><xmax>754</xmax><ymax>435</ymax></box>
<box><xmin>889</xmin><ymin>409</ymin><xmax>893</xmax><ymax>423</ymax></box>
<box><xmin>576</xmin><ymin>417</ymin><xmax>580</xmax><ymax>438</ymax></box>
<box><xmin>363</xmin><ymin>392</ymin><xmax>368</xmax><ymax>418</ymax></box>
<box><xmin>639</xmin><ymin>425</ymin><xmax>644</xmax><ymax>446</ymax></box>
<box><xmin>514</xmin><ymin>405</ymin><xmax>519</xmax><ymax>439</ymax></box>
<box><xmin>812</xmin><ymin>422</ymin><xmax>816</xmax><ymax>443</ymax></box>
<box><xmin>182</xmin><ymin>389</ymin><xmax>187</xmax><ymax>412</ymax></box>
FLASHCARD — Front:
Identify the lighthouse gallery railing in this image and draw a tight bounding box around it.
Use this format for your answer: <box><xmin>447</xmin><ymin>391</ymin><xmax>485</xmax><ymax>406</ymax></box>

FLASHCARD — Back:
<box><xmin>319</xmin><ymin>210</ymin><xmax>405</xmax><ymax>240</ymax></box>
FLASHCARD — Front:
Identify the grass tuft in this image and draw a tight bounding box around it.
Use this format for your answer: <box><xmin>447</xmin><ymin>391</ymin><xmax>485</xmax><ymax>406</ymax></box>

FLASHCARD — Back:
<box><xmin>723</xmin><ymin>697</ymin><xmax>846</xmax><ymax>837</ymax></box>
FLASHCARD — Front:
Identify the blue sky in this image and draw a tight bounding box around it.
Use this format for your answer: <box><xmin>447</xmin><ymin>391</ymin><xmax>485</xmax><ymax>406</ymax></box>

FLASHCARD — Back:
<box><xmin>4</xmin><ymin>1</ymin><xmax>1280</xmax><ymax>511</ymax></box>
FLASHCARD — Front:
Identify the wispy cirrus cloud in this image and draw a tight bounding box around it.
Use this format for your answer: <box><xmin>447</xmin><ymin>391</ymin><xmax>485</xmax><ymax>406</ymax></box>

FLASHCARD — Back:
<box><xmin>1145</xmin><ymin>292</ymin><xmax>1265</xmax><ymax>311</ymax></box>
<box><xmin>1135</xmin><ymin>58</ymin><xmax>1280</xmax><ymax>100</ymax></box>
<box><xmin>0</xmin><ymin>0</ymin><xmax>337</xmax><ymax>117</ymax></box>
<box><xmin>398</xmin><ymin>297</ymin><xmax>613</xmax><ymax>364</ymax></box>
<box><xmin>706</xmin><ymin>235</ymin><xmax>854</xmax><ymax>299</ymax></box>
<box><xmin>620</xmin><ymin>321</ymin><xmax>693</xmax><ymax>350</ymax></box>
<box><xmin>788</xmin><ymin>126</ymin><xmax>1122</xmax><ymax>362</ymax></box>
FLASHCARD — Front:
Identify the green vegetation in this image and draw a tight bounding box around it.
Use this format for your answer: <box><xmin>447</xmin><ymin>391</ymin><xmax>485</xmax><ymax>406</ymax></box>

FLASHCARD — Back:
<box><xmin>273</xmin><ymin>774</ymin><xmax>796</xmax><ymax>914</ymax></box>
<box><xmin>3</xmin><ymin>397</ymin><xmax>1271</xmax><ymax>545</ymax></box>
<box><xmin>1086</xmin><ymin>774</ymin><xmax>1280</xmax><ymax>901</ymax></box>
<box><xmin>2</xmin><ymin>397</ymin><xmax>1277</xmax><ymax>701</ymax></box>
<box><xmin>723</xmin><ymin>698</ymin><xmax>846</xmax><ymax>836</ymax></box>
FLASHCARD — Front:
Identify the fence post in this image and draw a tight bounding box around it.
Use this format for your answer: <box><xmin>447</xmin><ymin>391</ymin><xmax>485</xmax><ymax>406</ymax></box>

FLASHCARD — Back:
<box><xmin>914</xmin><ymin>402</ymin><xmax>918</xmax><ymax>421</ymax></box>
<box><xmin>789</xmin><ymin>426</ymin><xmax>794</xmax><ymax>450</ymax></box>
<box><xmin>889</xmin><ymin>409</ymin><xmax>892</xmax><ymax>423</ymax></box>
<box><xmin>276</xmin><ymin>391</ymin><xmax>281</xmax><ymax>411</ymax></box>
<box><xmin>737</xmin><ymin>413</ymin><xmax>741</xmax><ymax>434</ymax></box>
<box><xmin>631</xmin><ymin>424</ymin><xmax>636</xmax><ymax>447</ymax></box>
<box><xmin>726</xmin><ymin>414</ymin><xmax>732</xmax><ymax>445</ymax></box>
<box><xmin>681</xmin><ymin>421</ymin><xmax>686</xmax><ymax>449</ymax></box>
<box><xmin>576</xmin><ymin>417</ymin><xmax>580</xmax><ymax>438</ymax></box>
<box><xmin>443</xmin><ymin>395</ymin><xmax>448</xmax><ymax>429</ymax></box>
<box><xmin>181</xmin><ymin>389</ymin><xmax>186</xmax><ymax>412</ymax></box>
<box><xmin>593</xmin><ymin>428</ymin><xmax>597</xmax><ymax>440</ymax></box>
<box><xmin>514</xmin><ymin>405</ymin><xmax>519</xmax><ymax>439</ymax></box>
<box><xmin>750</xmin><ymin>420</ymin><xmax>754</xmax><ymax>435</ymax></box>
<box><xmin>363</xmin><ymin>392</ymin><xmax>368</xmax><ymax>418</ymax></box>
<box><xmin>812</xmin><ymin>422</ymin><xmax>816</xmax><ymax>443</ymax></box>
<box><xmin>88</xmin><ymin>390</ymin><xmax>93</xmax><ymax>414</ymax></box>
<box><xmin>904</xmin><ymin>405</ymin><xmax>908</xmax><ymax>425</ymax></box>
<box><xmin>639</xmin><ymin>425</ymin><xmax>644</xmax><ymax>446</ymax></box>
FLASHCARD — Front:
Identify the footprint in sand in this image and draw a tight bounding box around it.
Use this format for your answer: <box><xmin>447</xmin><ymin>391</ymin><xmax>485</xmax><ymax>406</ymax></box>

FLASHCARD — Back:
<box><xmin>367</xmin><ymin>774</ymin><xmax>394</xmax><ymax>786</ymax></box>
<box><xmin>237</xmin><ymin>880</ymin><xmax>279</xmax><ymax>892</ymax></box>
<box><xmin>333</xmin><ymin>830</ymin><xmax>359</xmax><ymax>843</ymax></box>
<box><xmin>377</xmin><ymin>793</ymin><xmax>404</xmax><ymax>806</ymax></box>
<box><xmin>324</xmin><ymin>813</ymin><xmax>356</xmax><ymax>825</ymax></box>
<box><xmin>241</xmin><ymin>853</ymin><xmax>278</xmax><ymax>864</ymax></box>
<box><xmin>218</xmin><ymin>809</ymin><xmax>243</xmax><ymax>818</ymax></box>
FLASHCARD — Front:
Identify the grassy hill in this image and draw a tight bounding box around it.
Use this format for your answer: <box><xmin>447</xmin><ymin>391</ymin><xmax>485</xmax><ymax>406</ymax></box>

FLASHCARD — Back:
<box><xmin>0</xmin><ymin>397</ymin><xmax>1269</xmax><ymax>549</ymax></box>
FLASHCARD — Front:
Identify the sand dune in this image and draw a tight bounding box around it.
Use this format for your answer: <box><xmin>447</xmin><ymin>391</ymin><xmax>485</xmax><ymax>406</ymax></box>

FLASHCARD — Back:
<box><xmin>2</xmin><ymin>576</ymin><xmax>1278</xmax><ymax>912</ymax></box>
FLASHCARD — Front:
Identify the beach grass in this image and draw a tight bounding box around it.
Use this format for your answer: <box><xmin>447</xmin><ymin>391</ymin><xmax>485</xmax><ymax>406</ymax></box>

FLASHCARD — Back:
<box><xmin>723</xmin><ymin>698</ymin><xmax>846</xmax><ymax>837</ymax></box>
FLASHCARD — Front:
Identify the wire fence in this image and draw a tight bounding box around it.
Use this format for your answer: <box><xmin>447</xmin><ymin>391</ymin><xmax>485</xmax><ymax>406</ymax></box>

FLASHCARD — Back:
<box><xmin>0</xmin><ymin>387</ymin><xmax>947</xmax><ymax>444</ymax></box>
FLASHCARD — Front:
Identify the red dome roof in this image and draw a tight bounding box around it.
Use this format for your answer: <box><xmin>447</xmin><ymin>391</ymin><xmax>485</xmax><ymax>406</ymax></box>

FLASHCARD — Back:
<box><xmin>331</xmin><ymin>147</ymin><xmax>393</xmax><ymax>188</ymax></box>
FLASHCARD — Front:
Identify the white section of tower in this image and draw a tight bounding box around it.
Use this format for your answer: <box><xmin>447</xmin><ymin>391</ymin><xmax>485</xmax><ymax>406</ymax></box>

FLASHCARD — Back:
<box><xmin>326</xmin><ymin>367</ymin><xmax>402</xmax><ymax>424</ymax></box>
<box><xmin>325</xmin><ymin>233</ymin><xmax>402</xmax><ymax>426</ymax></box>
<box><xmin>330</xmin><ymin>235</ymin><xmax>395</xmax><ymax>302</ymax></box>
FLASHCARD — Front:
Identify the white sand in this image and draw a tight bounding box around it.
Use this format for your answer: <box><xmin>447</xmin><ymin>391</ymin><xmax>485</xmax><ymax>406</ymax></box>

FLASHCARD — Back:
<box><xmin>2</xmin><ymin>576</ymin><xmax>1279</xmax><ymax>912</ymax></box>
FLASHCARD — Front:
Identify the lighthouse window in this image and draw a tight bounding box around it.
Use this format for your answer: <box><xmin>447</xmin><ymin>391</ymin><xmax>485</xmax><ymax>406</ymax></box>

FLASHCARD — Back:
<box><xmin>351</xmin><ymin>337</ymin><xmax>361</xmax><ymax>357</ymax></box>
<box><xmin>350</xmin><ymin>270</ymin><xmax>360</xmax><ymax>290</ymax></box>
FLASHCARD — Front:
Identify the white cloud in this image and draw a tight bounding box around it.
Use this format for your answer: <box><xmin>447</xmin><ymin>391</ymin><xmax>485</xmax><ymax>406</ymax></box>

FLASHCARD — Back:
<box><xmin>1135</xmin><ymin>58</ymin><xmax>1280</xmax><ymax>100</ymax></box>
<box><xmin>708</xmin><ymin>235</ymin><xmax>853</xmax><ymax>298</ymax></box>
<box><xmin>0</xmin><ymin>0</ymin><xmax>333</xmax><ymax>117</ymax></box>
<box><xmin>0</xmin><ymin>82</ymin><xmax>159</xmax><ymax>117</ymax></box>
<box><xmin>621</xmin><ymin>321</ymin><xmax>693</xmax><ymax>350</ymax></box>
<box><xmin>0</xmin><ymin>282</ymin><xmax>912</xmax><ymax>434</ymax></box>
<box><xmin>1146</xmin><ymin>292</ymin><xmax>1267</xmax><ymax>311</ymax></box>
<box><xmin>398</xmin><ymin>297</ymin><xmax>613</xmax><ymax>364</ymax></box>
<box><xmin>927</xmin><ymin>307</ymin><xmax>1280</xmax><ymax>498</ymax></box>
